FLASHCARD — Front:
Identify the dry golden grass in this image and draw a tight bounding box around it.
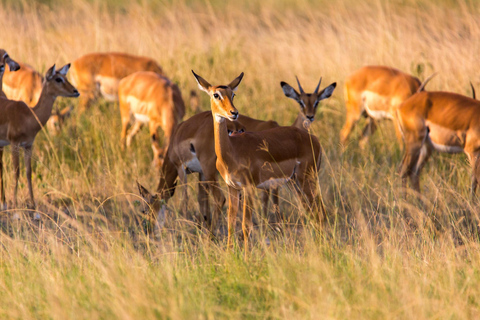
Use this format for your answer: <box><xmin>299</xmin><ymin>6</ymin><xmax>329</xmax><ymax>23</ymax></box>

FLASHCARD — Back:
<box><xmin>1</xmin><ymin>0</ymin><xmax>480</xmax><ymax>318</ymax></box>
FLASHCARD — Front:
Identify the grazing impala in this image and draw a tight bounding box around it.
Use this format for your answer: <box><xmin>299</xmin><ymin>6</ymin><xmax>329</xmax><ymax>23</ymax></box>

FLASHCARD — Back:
<box><xmin>0</xmin><ymin>49</ymin><xmax>20</xmax><ymax>97</ymax></box>
<box><xmin>192</xmin><ymin>70</ymin><xmax>323</xmax><ymax>251</ymax></box>
<box><xmin>0</xmin><ymin>64</ymin><xmax>79</xmax><ymax>213</ymax></box>
<box><xmin>69</xmin><ymin>52</ymin><xmax>164</xmax><ymax>110</ymax></box>
<box><xmin>397</xmin><ymin>87</ymin><xmax>480</xmax><ymax>197</ymax></box>
<box><xmin>119</xmin><ymin>71</ymin><xmax>185</xmax><ymax>168</ymax></box>
<box><xmin>341</xmin><ymin>66</ymin><xmax>433</xmax><ymax>147</ymax></box>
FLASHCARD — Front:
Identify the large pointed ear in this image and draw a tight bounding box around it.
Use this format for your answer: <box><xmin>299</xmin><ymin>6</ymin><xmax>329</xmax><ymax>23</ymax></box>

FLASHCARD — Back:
<box><xmin>191</xmin><ymin>70</ymin><xmax>212</xmax><ymax>93</ymax></box>
<box><xmin>46</xmin><ymin>64</ymin><xmax>56</xmax><ymax>80</ymax></box>
<box><xmin>57</xmin><ymin>63</ymin><xmax>71</xmax><ymax>76</ymax></box>
<box><xmin>280</xmin><ymin>81</ymin><xmax>301</xmax><ymax>101</ymax></box>
<box><xmin>5</xmin><ymin>56</ymin><xmax>20</xmax><ymax>72</ymax></box>
<box><xmin>137</xmin><ymin>181</ymin><xmax>152</xmax><ymax>200</ymax></box>
<box><xmin>228</xmin><ymin>72</ymin><xmax>244</xmax><ymax>92</ymax></box>
<box><xmin>317</xmin><ymin>82</ymin><xmax>337</xmax><ymax>101</ymax></box>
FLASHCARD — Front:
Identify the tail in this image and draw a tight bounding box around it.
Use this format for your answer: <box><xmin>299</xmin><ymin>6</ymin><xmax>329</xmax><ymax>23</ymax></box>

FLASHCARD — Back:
<box><xmin>471</xmin><ymin>82</ymin><xmax>476</xmax><ymax>100</ymax></box>
<box><xmin>416</xmin><ymin>72</ymin><xmax>437</xmax><ymax>93</ymax></box>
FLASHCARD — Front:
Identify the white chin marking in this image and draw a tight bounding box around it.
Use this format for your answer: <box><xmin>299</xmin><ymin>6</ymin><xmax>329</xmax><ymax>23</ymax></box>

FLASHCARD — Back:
<box><xmin>214</xmin><ymin>115</ymin><xmax>225</xmax><ymax>123</ymax></box>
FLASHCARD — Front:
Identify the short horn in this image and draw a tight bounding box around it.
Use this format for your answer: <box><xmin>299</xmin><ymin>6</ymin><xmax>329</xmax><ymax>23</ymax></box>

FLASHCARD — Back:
<box><xmin>470</xmin><ymin>82</ymin><xmax>476</xmax><ymax>100</ymax></box>
<box><xmin>314</xmin><ymin>76</ymin><xmax>323</xmax><ymax>95</ymax></box>
<box><xmin>296</xmin><ymin>76</ymin><xmax>305</xmax><ymax>94</ymax></box>
<box><xmin>417</xmin><ymin>72</ymin><xmax>437</xmax><ymax>93</ymax></box>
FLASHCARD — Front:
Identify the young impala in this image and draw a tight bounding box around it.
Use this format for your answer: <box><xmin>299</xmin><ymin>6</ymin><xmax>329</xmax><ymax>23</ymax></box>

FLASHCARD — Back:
<box><xmin>0</xmin><ymin>64</ymin><xmax>79</xmax><ymax>214</ymax></box>
<box><xmin>69</xmin><ymin>52</ymin><xmax>164</xmax><ymax>110</ymax></box>
<box><xmin>192</xmin><ymin>70</ymin><xmax>323</xmax><ymax>251</ymax></box>
<box><xmin>397</xmin><ymin>85</ymin><xmax>480</xmax><ymax>197</ymax></box>
<box><xmin>119</xmin><ymin>71</ymin><xmax>185</xmax><ymax>168</ymax></box>
<box><xmin>341</xmin><ymin>65</ymin><xmax>433</xmax><ymax>148</ymax></box>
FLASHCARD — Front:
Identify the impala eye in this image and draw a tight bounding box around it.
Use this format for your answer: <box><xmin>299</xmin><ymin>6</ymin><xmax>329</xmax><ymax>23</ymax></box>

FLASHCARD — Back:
<box><xmin>232</xmin><ymin>93</ymin><xmax>235</xmax><ymax>100</ymax></box>
<box><xmin>213</xmin><ymin>93</ymin><xmax>220</xmax><ymax>99</ymax></box>
<box><xmin>55</xmin><ymin>77</ymin><xmax>64</xmax><ymax>83</ymax></box>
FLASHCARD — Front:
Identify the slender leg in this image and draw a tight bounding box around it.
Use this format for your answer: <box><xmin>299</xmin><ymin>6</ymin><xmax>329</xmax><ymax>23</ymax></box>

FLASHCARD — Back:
<box><xmin>242</xmin><ymin>188</ymin><xmax>253</xmax><ymax>256</ymax></box>
<box><xmin>260</xmin><ymin>189</ymin><xmax>270</xmax><ymax>221</ymax></box>
<box><xmin>409</xmin><ymin>143</ymin><xmax>432</xmax><ymax>193</ymax></box>
<box><xmin>149</xmin><ymin>122</ymin><xmax>164</xmax><ymax>168</ymax></box>
<box><xmin>24</xmin><ymin>146</ymin><xmax>35</xmax><ymax>209</ymax></box>
<box><xmin>227</xmin><ymin>186</ymin><xmax>240</xmax><ymax>248</ymax></box>
<box><xmin>0</xmin><ymin>147</ymin><xmax>5</xmax><ymax>210</ymax></box>
<box><xmin>340</xmin><ymin>110</ymin><xmax>362</xmax><ymax>146</ymax></box>
<box><xmin>177</xmin><ymin>168</ymin><xmax>189</xmax><ymax>219</ymax></box>
<box><xmin>358</xmin><ymin>118</ymin><xmax>377</xmax><ymax>149</ymax></box>
<box><xmin>197</xmin><ymin>173</ymin><xmax>209</xmax><ymax>229</ymax></box>
<box><xmin>126</xmin><ymin>121</ymin><xmax>143</xmax><ymax>148</ymax></box>
<box><xmin>209</xmin><ymin>181</ymin><xmax>225</xmax><ymax>233</ymax></box>
<box><xmin>11</xmin><ymin>144</ymin><xmax>20</xmax><ymax>208</ymax></box>
<box><xmin>271</xmin><ymin>187</ymin><xmax>281</xmax><ymax>224</ymax></box>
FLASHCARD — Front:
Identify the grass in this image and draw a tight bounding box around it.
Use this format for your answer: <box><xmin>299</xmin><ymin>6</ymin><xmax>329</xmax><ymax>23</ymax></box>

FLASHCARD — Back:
<box><xmin>1</xmin><ymin>0</ymin><xmax>480</xmax><ymax>318</ymax></box>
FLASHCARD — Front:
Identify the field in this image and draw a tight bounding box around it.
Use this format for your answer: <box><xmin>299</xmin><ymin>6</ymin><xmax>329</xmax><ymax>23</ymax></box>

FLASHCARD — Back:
<box><xmin>1</xmin><ymin>0</ymin><xmax>480</xmax><ymax>318</ymax></box>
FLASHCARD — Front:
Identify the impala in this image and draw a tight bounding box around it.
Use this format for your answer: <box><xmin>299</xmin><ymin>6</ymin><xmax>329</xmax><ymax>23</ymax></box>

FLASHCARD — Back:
<box><xmin>397</xmin><ymin>87</ymin><xmax>480</xmax><ymax>196</ymax></box>
<box><xmin>0</xmin><ymin>64</ymin><xmax>79</xmax><ymax>213</ymax></box>
<box><xmin>119</xmin><ymin>71</ymin><xmax>185</xmax><ymax>168</ymax></box>
<box><xmin>69</xmin><ymin>52</ymin><xmax>164</xmax><ymax>110</ymax></box>
<box><xmin>0</xmin><ymin>49</ymin><xmax>20</xmax><ymax>97</ymax></box>
<box><xmin>192</xmin><ymin>70</ymin><xmax>323</xmax><ymax>251</ymax></box>
<box><xmin>340</xmin><ymin>66</ymin><xmax>433</xmax><ymax>147</ymax></box>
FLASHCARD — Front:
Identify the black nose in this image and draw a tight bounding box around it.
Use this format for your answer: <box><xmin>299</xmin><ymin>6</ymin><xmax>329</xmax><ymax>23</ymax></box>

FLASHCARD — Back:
<box><xmin>73</xmin><ymin>89</ymin><xmax>80</xmax><ymax>97</ymax></box>
<box><xmin>307</xmin><ymin>115</ymin><xmax>314</xmax><ymax>121</ymax></box>
<box><xmin>230</xmin><ymin>110</ymin><xmax>238</xmax><ymax>119</ymax></box>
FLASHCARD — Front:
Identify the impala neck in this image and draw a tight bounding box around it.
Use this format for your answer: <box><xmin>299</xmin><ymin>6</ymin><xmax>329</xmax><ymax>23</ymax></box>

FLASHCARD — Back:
<box><xmin>213</xmin><ymin>114</ymin><xmax>236</xmax><ymax>172</ymax></box>
<box><xmin>156</xmin><ymin>152</ymin><xmax>178</xmax><ymax>201</ymax></box>
<box><xmin>292</xmin><ymin>112</ymin><xmax>310</xmax><ymax>130</ymax></box>
<box><xmin>32</xmin><ymin>84</ymin><xmax>56</xmax><ymax>127</ymax></box>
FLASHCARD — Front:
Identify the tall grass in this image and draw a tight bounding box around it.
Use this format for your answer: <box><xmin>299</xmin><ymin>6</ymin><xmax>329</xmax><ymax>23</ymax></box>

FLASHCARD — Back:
<box><xmin>1</xmin><ymin>0</ymin><xmax>480</xmax><ymax>318</ymax></box>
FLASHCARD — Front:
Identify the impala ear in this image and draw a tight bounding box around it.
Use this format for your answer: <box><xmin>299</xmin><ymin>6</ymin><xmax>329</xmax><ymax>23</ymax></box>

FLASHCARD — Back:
<box><xmin>317</xmin><ymin>82</ymin><xmax>337</xmax><ymax>101</ymax></box>
<box><xmin>57</xmin><ymin>63</ymin><xmax>71</xmax><ymax>76</ymax></box>
<box><xmin>191</xmin><ymin>70</ymin><xmax>212</xmax><ymax>93</ymax></box>
<box><xmin>46</xmin><ymin>64</ymin><xmax>56</xmax><ymax>80</ymax></box>
<box><xmin>5</xmin><ymin>56</ymin><xmax>20</xmax><ymax>72</ymax></box>
<box><xmin>137</xmin><ymin>181</ymin><xmax>152</xmax><ymax>200</ymax></box>
<box><xmin>280</xmin><ymin>81</ymin><xmax>301</xmax><ymax>101</ymax></box>
<box><xmin>228</xmin><ymin>72</ymin><xmax>244</xmax><ymax>92</ymax></box>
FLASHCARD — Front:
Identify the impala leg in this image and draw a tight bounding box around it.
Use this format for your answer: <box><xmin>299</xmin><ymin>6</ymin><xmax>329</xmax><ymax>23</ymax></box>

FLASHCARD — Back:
<box><xmin>271</xmin><ymin>187</ymin><xmax>281</xmax><ymax>223</ymax></box>
<box><xmin>358</xmin><ymin>117</ymin><xmax>377</xmax><ymax>149</ymax></box>
<box><xmin>409</xmin><ymin>142</ymin><xmax>432</xmax><ymax>193</ymax></box>
<box><xmin>177</xmin><ymin>168</ymin><xmax>189</xmax><ymax>220</ymax></box>
<box><xmin>242</xmin><ymin>187</ymin><xmax>253</xmax><ymax>255</ymax></box>
<box><xmin>126</xmin><ymin>121</ymin><xmax>143</xmax><ymax>148</ymax></box>
<box><xmin>227</xmin><ymin>186</ymin><xmax>240</xmax><ymax>249</ymax></box>
<box><xmin>0</xmin><ymin>147</ymin><xmax>5</xmax><ymax>210</ymax></box>
<box><xmin>339</xmin><ymin>109</ymin><xmax>362</xmax><ymax>146</ymax></box>
<box><xmin>24</xmin><ymin>146</ymin><xmax>35</xmax><ymax>210</ymax></box>
<box><xmin>209</xmin><ymin>180</ymin><xmax>225</xmax><ymax>234</ymax></box>
<box><xmin>197</xmin><ymin>173</ymin><xmax>209</xmax><ymax>229</ymax></box>
<box><xmin>119</xmin><ymin>105</ymin><xmax>130</xmax><ymax>151</ymax></box>
<box><xmin>149</xmin><ymin>122</ymin><xmax>163</xmax><ymax>168</ymax></box>
<box><xmin>260</xmin><ymin>189</ymin><xmax>270</xmax><ymax>221</ymax></box>
<box><xmin>467</xmin><ymin>151</ymin><xmax>480</xmax><ymax>200</ymax></box>
<box><xmin>11</xmin><ymin>144</ymin><xmax>20</xmax><ymax>208</ymax></box>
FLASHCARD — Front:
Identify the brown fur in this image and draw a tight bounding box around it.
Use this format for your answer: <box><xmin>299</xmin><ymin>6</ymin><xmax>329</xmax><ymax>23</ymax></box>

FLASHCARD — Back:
<box><xmin>0</xmin><ymin>49</ymin><xmax>20</xmax><ymax>98</ymax></box>
<box><xmin>340</xmin><ymin>65</ymin><xmax>423</xmax><ymax>147</ymax></box>
<box><xmin>119</xmin><ymin>71</ymin><xmax>185</xmax><ymax>168</ymax></box>
<box><xmin>69</xmin><ymin>52</ymin><xmax>164</xmax><ymax>110</ymax></box>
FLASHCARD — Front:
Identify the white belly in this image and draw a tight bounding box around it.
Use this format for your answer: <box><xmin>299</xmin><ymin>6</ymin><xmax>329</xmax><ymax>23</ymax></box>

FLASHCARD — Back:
<box><xmin>362</xmin><ymin>91</ymin><xmax>394</xmax><ymax>120</ymax></box>
<box><xmin>430</xmin><ymin>141</ymin><xmax>463</xmax><ymax>153</ymax></box>
<box><xmin>134</xmin><ymin>113</ymin><xmax>150</xmax><ymax>124</ymax></box>
<box><xmin>95</xmin><ymin>75</ymin><xmax>119</xmax><ymax>101</ymax></box>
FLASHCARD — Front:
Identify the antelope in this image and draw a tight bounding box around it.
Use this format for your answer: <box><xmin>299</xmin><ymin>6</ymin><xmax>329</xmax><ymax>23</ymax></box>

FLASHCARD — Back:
<box><xmin>191</xmin><ymin>70</ymin><xmax>324</xmax><ymax>251</ymax></box>
<box><xmin>397</xmin><ymin>86</ymin><xmax>480</xmax><ymax>197</ymax></box>
<box><xmin>118</xmin><ymin>71</ymin><xmax>185</xmax><ymax>168</ymax></box>
<box><xmin>340</xmin><ymin>66</ymin><xmax>433</xmax><ymax>148</ymax></box>
<box><xmin>2</xmin><ymin>61</ymin><xmax>74</xmax><ymax>136</ymax></box>
<box><xmin>0</xmin><ymin>49</ymin><xmax>20</xmax><ymax>97</ymax></box>
<box><xmin>69</xmin><ymin>52</ymin><xmax>164</xmax><ymax>110</ymax></box>
<box><xmin>0</xmin><ymin>64</ymin><xmax>79</xmax><ymax>213</ymax></box>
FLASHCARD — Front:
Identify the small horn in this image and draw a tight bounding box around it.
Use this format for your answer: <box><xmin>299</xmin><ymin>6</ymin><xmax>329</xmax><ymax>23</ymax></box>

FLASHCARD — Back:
<box><xmin>314</xmin><ymin>76</ymin><xmax>323</xmax><ymax>95</ymax></box>
<box><xmin>417</xmin><ymin>72</ymin><xmax>437</xmax><ymax>93</ymax></box>
<box><xmin>296</xmin><ymin>76</ymin><xmax>305</xmax><ymax>94</ymax></box>
<box><xmin>470</xmin><ymin>82</ymin><xmax>476</xmax><ymax>100</ymax></box>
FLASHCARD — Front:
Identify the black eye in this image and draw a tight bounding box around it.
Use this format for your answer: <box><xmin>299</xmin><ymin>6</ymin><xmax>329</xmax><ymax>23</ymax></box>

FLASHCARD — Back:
<box><xmin>55</xmin><ymin>78</ymin><xmax>63</xmax><ymax>83</ymax></box>
<box><xmin>213</xmin><ymin>93</ymin><xmax>219</xmax><ymax>99</ymax></box>
<box><xmin>228</xmin><ymin>130</ymin><xmax>233</xmax><ymax>136</ymax></box>
<box><xmin>232</xmin><ymin>94</ymin><xmax>235</xmax><ymax>100</ymax></box>
<box><xmin>239</xmin><ymin>128</ymin><xmax>244</xmax><ymax>133</ymax></box>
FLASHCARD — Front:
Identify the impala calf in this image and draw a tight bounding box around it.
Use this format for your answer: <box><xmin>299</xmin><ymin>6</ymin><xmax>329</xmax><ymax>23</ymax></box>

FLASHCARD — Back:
<box><xmin>192</xmin><ymin>70</ymin><xmax>324</xmax><ymax>252</ymax></box>
<box><xmin>70</xmin><ymin>52</ymin><xmax>164</xmax><ymax>110</ymax></box>
<box><xmin>341</xmin><ymin>66</ymin><xmax>433</xmax><ymax>147</ymax></box>
<box><xmin>119</xmin><ymin>71</ymin><xmax>185</xmax><ymax>168</ymax></box>
<box><xmin>0</xmin><ymin>49</ymin><xmax>20</xmax><ymax>97</ymax></box>
<box><xmin>397</xmin><ymin>89</ymin><xmax>480</xmax><ymax>197</ymax></box>
<box><xmin>0</xmin><ymin>64</ymin><xmax>79</xmax><ymax>213</ymax></box>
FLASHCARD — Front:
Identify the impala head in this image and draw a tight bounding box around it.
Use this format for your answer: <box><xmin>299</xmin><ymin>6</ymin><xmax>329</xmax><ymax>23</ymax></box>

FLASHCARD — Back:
<box><xmin>0</xmin><ymin>50</ymin><xmax>20</xmax><ymax>72</ymax></box>
<box><xmin>227</xmin><ymin>121</ymin><xmax>246</xmax><ymax>136</ymax></box>
<box><xmin>281</xmin><ymin>76</ymin><xmax>336</xmax><ymax>122</ymax></box>
<box><xmin>136</xmin><ymin>182</ymin><xmax>167</xmax><ymax>233</ymax></box>
<box><xmin>44</xmin><ymin>64</ymin><xmax>80</xmax><ymax>98</ymax></box>
<box><xmin>192</xmin><ymin>70</ymin><xmax>244</xmax><ymax>121</ymax></box>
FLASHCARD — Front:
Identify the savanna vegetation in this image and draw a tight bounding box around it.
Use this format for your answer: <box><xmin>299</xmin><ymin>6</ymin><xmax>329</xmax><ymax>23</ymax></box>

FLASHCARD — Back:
<box><xmin>1</xmin><ymin>0</ymin><xmax>480</xmax><ymax>318</ymax></box>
